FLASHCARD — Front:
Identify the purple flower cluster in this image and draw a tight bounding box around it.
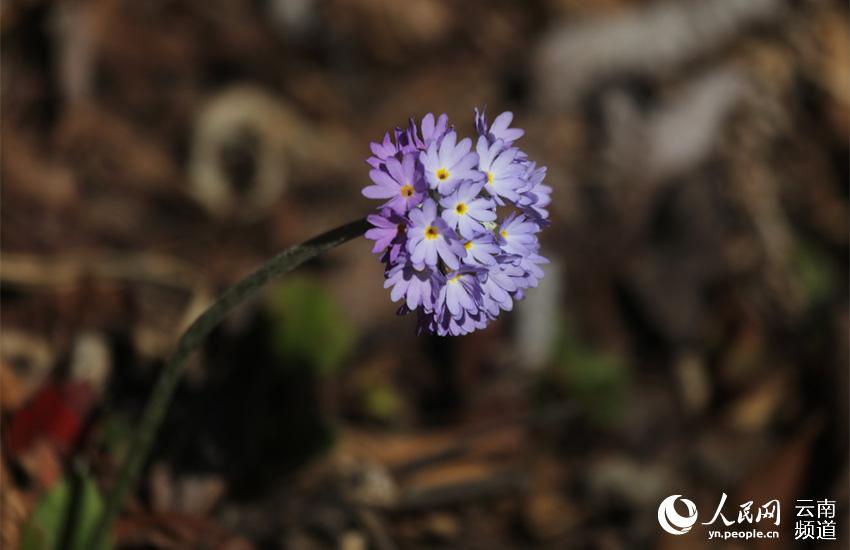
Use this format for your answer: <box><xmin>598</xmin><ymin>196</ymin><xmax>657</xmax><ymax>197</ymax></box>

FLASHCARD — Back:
<box><xmin>363</xmin><ymin>109</ymin><xmax>550</xmax><ymax>336</ymax></box>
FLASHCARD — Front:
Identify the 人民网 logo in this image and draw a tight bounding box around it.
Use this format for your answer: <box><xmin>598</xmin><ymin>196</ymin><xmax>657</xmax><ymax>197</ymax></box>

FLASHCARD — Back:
<box><xmin>657</xmin><ymin>495</ymin><xmax>699</xmax><ymax>535</ymax></box>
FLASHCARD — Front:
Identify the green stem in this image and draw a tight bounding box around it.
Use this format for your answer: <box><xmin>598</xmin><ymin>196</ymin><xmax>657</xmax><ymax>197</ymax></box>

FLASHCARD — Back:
<box><xmin>87</xmin><ymin>217</ymin><xmax>369</xmax><ymax>549</ymax></box>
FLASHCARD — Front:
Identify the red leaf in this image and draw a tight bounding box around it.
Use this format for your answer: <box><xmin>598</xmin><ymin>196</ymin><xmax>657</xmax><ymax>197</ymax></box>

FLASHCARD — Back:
<box><xmin>4</xmin><ymin>381</ymin><xmax>94</xmax><ymax>457</ymax></box>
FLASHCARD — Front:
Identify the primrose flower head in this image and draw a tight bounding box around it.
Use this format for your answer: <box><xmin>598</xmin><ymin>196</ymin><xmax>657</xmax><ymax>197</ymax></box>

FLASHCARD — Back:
<box><xmin>363</xmin><ymin>109</ymin><xmax>550</xmax><ymax>336</ymax></box>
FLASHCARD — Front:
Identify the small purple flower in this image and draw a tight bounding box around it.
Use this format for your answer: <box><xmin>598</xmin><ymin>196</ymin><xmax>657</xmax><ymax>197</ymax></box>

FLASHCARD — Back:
<box><xmin>520</xmin><ymin>188</ymin><xmax>552</xmax><ymax>222</ymax></box>
<box><xmin>439</xmin><ymin>181</ymin><xmax>496</xmax><ymax>239</ymax></box>
<box><xmin>385</xmin><ymin>262</ymin><xmax>441</xmax><ymax>311</ymax></box>
<box><xmin>439</xmin><ymin>271</ymin><xmax>483</xmax><ymax>317</ymax></box>
<box><xmin>516</xmin><ymin>252</ymin><xmax>549</xmax><ymax>288</ymax></box>
<box><xmin>410</xmin><ymin>112</ymin><xmax>449</xmax><ymax>149</ymax></box>
<box><xmin>479</xmin><ymin>264</ymin><xmax>520</xmax><ymax>316</ymax></box>
<box><xmin>461</xmin><ymin>233</ymin><xmax>500</xmax><ymax>266</ymax></box>
<box><xmin>517</xmin><ymin>162</ymin><xmax>551</xmax><ymax>221</ymax></box>
<box><xmin>365</xmin><ymin>209</ymin><xmax>407</xmax><ymax>262</ymax></box>
<box><xmin>407</xmin><ymin>199</ymin><xmax>465</xmax><ymax>269</ymax></box>
<box><xmin>438</xmin><ymin>310</ymin><xmax>487</xmax><ymax>336</ymax></box>
<box><xmin>362</xmin><ymin>153</ymin><xmax>424</xmax><ymax>213</ymax></box>
<box><xmin>475</xmin><ymin>108</ymin><xmax>525</xmax><ymax>145</ymax></box>
<box><xmin>499</xmin><ymin>212</ymin><xmax>538</xmax><ymax>257</ymax></box>
<box><xmin>362</xmin><ymin>109</ymin><xmax>550</xmax><ymax>336</ymax></box>
<box><xmin>367</xmin><ymin>132</ymin><xmax>399</xmax><ymax>168</ymax></box>
<box><xmin>518</xmin><ymin>161</ymin><xmax>546</xmax><ymax>194</ymax></box>
<box><xmin>420</xmin><ymin>131</ymin><xmax>482</xmax><ymax>195</ymax></box>
<box><xmin>477</xmin><ymin>137</ymin><xmax>525</xmax><ymax>205</ymax></box>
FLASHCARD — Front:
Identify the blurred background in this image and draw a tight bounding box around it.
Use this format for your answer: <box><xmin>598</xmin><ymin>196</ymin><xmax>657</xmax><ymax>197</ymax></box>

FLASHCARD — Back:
<box><xmin>1</xmin><ymin>0</ymin><xmax>848</xmax><ymax>548</ymax></box>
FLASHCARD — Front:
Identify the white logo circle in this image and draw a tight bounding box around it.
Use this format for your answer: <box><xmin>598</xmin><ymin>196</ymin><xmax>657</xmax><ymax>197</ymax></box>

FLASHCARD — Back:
<box><xmin>657</xmin><ymin>495</ymin><xmax>699</xmax><ymax>535</ymax></box>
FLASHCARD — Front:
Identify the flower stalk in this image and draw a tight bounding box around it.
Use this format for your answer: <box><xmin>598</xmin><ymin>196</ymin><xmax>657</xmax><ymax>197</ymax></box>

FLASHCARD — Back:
<box><xmin>87</xmin><ymin>217</ymin><xmax>368</xmax><ymax>549</ymax></box>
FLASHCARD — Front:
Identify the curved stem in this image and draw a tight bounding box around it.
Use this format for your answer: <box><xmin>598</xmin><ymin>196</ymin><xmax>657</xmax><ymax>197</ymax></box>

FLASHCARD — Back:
<box><xmin>87</xmin><ymin>217</ymin><xmax>369</xmax><ymax>549</ymax></box>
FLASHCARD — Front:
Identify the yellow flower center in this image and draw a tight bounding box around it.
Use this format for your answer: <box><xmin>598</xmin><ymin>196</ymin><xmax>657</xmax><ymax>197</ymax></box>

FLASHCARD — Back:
<box><xmin>436</xmin><ymin>168</ymin><xmax>450</xmax><ymax>181</ymax></box>
<box><xmin>463</xmin><ymin>241</ymin><xmax>473</xmax><ymax>250</ymax></box>
<box><xmin>400</xmin><ymin>183</ymin><xmax>414</xmax><ymax>197</ymax></box>
<box><xmin>425</xmin><ymin>225</ymin><xmax>439</xmax><ymax>240</ymax></box>
<box><xmin>500</xmin><ymin>229</ymin><xmax>508</xmax><ymax>238</ymax></box>
<box><xmin>487</xmin><ymin>171</ymin><xmax>494</xmax><ymax>185</ymax></box>
<box><xmin>449</xmin><ymin>274</ymin><xmax>461</xmax><ymax>283</ymax></box>
<box><xmin>455</xmin><ymin>202</ymin><xmax>468</xmax><ymax>215</ymax></box>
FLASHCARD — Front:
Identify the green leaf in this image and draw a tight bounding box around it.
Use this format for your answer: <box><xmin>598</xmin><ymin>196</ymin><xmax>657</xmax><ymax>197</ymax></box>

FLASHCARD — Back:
<box><xmin>549</xmin><ymin>319</ymin><xmax>629</xmax><ymax>426</ymax></box>
<box><xmin>790</xmin><ymin>238</ymin><xmax>836</xmax><ymax>307</ymax></box>
<box><xmin>266</xmin><ymin>278</ymin><xmax>356</xmax><ymax>375</ymax></box>
<box><xmin>22</xmin><ymin>473</ymin><xmax>111</xmax><ymax>550</ymax></box>
<box><xmin>98</xmin><ymin>412</ymin><xmax>134</xmax><ymax>465</ymax></box>
<box><xmin>363</xmin><ymin>383</ymin><xmax>402</xmax><ymax>422</ymax></box>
